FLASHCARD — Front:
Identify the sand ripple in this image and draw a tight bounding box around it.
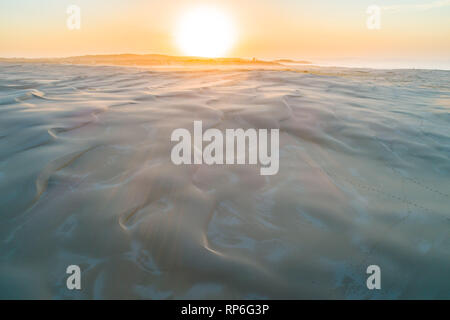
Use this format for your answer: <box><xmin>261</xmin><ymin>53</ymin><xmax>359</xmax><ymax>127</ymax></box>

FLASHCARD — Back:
<box><xmin>0</xmin><ymin>63</ymin><xmax>449</xmax><ymax>299</ymax></box>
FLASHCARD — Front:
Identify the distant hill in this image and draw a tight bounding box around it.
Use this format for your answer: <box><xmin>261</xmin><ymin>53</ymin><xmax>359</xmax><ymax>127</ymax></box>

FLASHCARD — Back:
<box><xmin>0</xmin><ymin>54</ymin><xmax>286</xmax><ymax>67</ymax></box>
<box><xmin>274</xmin><ymin>59</ymin><xmax>311</xmax><ymax>64</ymax></box>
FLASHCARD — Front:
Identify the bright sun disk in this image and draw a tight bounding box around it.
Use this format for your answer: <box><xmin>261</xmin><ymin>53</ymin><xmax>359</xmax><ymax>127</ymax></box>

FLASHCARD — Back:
<box><xmin>176</xmin><ymin>7</ymin><xmax>235</xmax><ymax>58</ymax></box>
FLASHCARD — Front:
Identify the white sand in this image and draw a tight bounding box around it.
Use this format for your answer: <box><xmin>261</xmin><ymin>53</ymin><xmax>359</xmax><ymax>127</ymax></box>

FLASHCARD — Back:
<box><xmin>0</xmin><ymin>62</ymin><xmax>449</xmax><ymax>299</ymax></box>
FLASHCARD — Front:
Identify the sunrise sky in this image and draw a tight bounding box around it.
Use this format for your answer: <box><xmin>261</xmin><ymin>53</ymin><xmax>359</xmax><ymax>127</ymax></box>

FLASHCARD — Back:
<box><xmin>1</xmin><ymin>0</ymin><xmax>449</xmax><ymax>68</ymax></box>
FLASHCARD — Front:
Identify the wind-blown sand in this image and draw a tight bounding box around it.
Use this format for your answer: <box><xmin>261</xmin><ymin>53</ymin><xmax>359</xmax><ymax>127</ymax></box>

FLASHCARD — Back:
<box><xmin>0</xmin><ymin>61</ymin><xmax>449</xmax><ymax>299</ymax></box>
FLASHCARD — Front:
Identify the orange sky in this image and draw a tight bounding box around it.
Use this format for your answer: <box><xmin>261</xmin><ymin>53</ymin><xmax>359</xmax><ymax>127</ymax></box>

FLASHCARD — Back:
<box><xmin>1</xmin><ymin>0</ymin><xmax>449</xmax><ymax>67</ymax></box>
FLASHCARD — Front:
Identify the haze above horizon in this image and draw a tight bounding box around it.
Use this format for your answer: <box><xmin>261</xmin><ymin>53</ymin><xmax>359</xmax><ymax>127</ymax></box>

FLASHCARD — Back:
<box><xmin>0</xmin><ymin>0</ymin><xmax>449</xmax><ymax>69</ymax></box>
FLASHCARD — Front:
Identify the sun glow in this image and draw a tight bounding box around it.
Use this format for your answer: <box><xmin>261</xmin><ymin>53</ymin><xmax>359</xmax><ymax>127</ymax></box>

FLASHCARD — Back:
<box><xmin>176</xmin><ymin>7</ymin><xmax>236</xmax><ymax>58</ymax></box>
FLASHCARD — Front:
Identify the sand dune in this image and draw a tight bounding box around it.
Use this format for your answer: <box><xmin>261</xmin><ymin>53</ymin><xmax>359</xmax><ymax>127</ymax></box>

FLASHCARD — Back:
<box><xmin>0</xmin><ymin>61</ymin><xmax>449</xmax><ymax>299</ymax></box>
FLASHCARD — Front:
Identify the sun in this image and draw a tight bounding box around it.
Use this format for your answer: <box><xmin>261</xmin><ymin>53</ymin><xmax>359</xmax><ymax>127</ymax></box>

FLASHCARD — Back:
<box><xmin>176</xmin><ymin>7</ymin><xmax>236</xmax><ymax>58</ymax></box>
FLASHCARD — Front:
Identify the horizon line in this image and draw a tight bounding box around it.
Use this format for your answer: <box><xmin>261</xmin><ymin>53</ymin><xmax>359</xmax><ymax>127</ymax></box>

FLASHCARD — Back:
<box><xmin>1</xmin><ymin>53</ymin><xmax>449</xmax><ymax>71</ymax></box>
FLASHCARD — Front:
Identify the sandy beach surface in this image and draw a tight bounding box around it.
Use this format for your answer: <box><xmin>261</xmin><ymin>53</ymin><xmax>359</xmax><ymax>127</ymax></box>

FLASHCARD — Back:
<box><xmin>0</xmin><ymin>62</ymin><xmax>449</xmax><ymax>299</ymax></box>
